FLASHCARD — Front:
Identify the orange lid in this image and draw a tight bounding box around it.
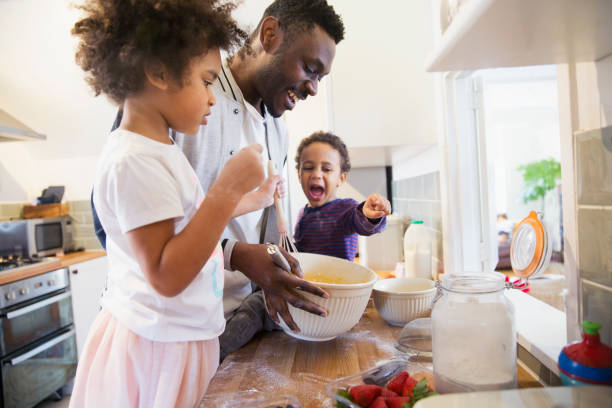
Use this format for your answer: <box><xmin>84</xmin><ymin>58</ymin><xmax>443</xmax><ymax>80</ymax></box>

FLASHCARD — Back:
<box><xmin>510</xmin><ymin>211</ymin><xmax>551</xmax><ymax>279</ymax></box>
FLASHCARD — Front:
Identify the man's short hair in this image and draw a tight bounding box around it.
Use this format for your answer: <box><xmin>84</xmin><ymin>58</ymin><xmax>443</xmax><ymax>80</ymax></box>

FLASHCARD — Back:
<box><xmin>262</xmin><ymin>0</ymin><xmax>344</xmax><ymax>45</ymax></box>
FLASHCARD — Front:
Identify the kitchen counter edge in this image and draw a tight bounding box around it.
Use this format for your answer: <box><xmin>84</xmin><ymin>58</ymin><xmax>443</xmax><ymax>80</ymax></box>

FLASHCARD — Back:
<box><xmin>0</xmin><ymin>250</ymin><xmax>106</xmax><ymax>285</ymax></box>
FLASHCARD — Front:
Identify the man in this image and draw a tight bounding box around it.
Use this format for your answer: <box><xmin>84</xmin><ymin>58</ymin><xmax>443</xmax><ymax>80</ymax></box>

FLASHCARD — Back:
<box><xmin>93</xmin><ymin>0</ymin><xmax>345</xmax><ymax>361</ymax></box>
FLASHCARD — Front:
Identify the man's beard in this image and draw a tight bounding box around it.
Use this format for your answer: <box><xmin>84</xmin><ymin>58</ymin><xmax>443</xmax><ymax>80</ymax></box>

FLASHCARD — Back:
<box><xmin>254</xmin><ymin>56</ymin><xmax>290</xmax><ymax>118</ymax></box>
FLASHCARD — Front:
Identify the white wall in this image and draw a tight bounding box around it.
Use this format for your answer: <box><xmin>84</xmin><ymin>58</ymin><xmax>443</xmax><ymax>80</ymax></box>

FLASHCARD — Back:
<box><xmin>0</xmin><ymin>0</ymin><xmax>440</xmax><ymax>214</ymax></box>
<box><xmin>0</xmin><ymin>0</ymin><xmax>116</xmax><ymax>202</ymax></box>
<box><xmin>328</xmin><ymin>0</ymin><xmax>438</xmax><ymax>147</ymax></box>
<box><xmin>391</xmin><ymin>145</ymin><xmax>439</xmax><ymax>181</ymax></box>
<box><xmin>0</xmin><ymin>0</ymin><xmax>277</xmax><ymax>204</ymax></box>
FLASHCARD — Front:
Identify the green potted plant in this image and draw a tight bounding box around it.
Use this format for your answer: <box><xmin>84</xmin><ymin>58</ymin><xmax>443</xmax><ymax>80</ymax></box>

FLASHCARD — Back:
<box><xmin>517</xmin><ymin>158</ymin><xmax>561</xmax><ymax>213</ymax></box>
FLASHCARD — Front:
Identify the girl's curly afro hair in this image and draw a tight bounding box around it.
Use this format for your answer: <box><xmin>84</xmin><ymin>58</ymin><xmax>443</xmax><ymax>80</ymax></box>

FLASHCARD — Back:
<box><xmin>72</xmin><ymin>0</ymin><xmax>247</xmax><ymax>104</ymax></box>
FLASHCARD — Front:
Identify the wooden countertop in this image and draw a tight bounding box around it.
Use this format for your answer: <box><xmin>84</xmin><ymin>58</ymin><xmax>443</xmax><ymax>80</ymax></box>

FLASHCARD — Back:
<box><xmin>0</xmin><ymin>250</ymin><xmax>106</xmax><ymax>285</ymax></box>
<box><xmin>58</xmin><ymin>250</ymin><xmax>106</xmax><ymax>268</ymax></box>
<box><xmin>204</xmin><ymin>304</ymin><xmax>540</xmax><ymax>407</ymax></box>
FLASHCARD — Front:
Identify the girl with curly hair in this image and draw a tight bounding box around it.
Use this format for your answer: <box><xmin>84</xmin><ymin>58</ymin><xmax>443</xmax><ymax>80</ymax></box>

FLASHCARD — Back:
<box><xmin>69</xmin><ymin>1</ymin><xmax>267</xmax><ymax>406</ymax></box>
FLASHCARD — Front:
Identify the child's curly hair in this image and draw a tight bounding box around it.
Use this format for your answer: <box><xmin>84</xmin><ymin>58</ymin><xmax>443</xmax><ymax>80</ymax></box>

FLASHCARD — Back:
<box><xmin>295</xmin><ymin>131</ymin><xmax>351</xmax><ymax>174</ymax></box>
<box><xmin>72</xmin><ymin>0</ymin><xmax>247</xmax><ymax>104</ymax></box>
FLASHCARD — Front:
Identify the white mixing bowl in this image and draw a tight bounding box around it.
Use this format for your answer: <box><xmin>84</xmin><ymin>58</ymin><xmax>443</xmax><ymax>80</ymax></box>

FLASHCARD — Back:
<box><xmin>272</xmin><ymin>252</ymin><xmax>377</xmax><ymax>341</ymax></box>
<box><xmin>373</xmin><ymin>278</ymin><xmax>436</xmax><ymax>326</ymax></box>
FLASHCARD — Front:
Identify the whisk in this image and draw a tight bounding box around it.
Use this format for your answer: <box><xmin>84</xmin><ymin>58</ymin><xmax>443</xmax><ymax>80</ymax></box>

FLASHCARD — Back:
<box><xmin>268</xmin><ymin>161</ymin><xmax>298</xmax><ymax>253</ymax></box>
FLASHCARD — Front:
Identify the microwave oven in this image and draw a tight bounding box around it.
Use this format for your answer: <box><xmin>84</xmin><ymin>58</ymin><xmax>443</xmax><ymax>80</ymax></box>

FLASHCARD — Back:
<box><xmin>0</xmin><ymin>216</ymin><xmax>74</xmax><ymax>258</ymax></box>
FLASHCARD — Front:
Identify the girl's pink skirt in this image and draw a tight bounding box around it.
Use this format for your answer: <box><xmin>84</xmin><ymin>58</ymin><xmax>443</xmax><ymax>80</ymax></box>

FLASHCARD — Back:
<box><xmin>69</xmin><ymin>309</ymin><xmax>219</xmax><ymax>408</ymax></box>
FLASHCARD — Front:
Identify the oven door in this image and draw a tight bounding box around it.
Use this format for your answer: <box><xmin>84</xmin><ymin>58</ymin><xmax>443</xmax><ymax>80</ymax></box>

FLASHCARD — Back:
<box><xmin>1</xmin><ymin>328</ymin><xmax>77</xmax><ymax>408</ymax></box>
<box><xmin>0</xmin><ymin>290</ymin><xmax>73</xmax><ymax>357</ymax></box>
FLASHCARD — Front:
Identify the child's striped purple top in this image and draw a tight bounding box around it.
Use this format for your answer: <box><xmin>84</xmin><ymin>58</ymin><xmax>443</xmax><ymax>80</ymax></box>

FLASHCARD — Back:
<box><xmin>294</xmin><ymin>198</ymin><xmax>387</xmax><ymax>261</ymax></box>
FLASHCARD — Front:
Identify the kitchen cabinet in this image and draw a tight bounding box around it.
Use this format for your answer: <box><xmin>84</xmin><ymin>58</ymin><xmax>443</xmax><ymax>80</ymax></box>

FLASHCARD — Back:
<box><xmin>328</xmin><ymin>0</ymin><xmax>438</xmax><ymax>148</ymax></box>
<box><xmin>68</xmin><ymin>256</ymin><xmax>107</xmax><ymax>357</ymax></box>
<box><xmin>426</xmin><ymin>0</ymin><xmax>612</xmax><ymax>72</ymax></box>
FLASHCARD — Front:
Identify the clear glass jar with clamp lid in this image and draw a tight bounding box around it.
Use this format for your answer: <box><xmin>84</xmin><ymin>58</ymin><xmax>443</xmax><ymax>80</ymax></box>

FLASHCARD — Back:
<box><xmin>431</xmin><ymin>211</ymin><xmax>552</xmax><ymax>393</ymax></box>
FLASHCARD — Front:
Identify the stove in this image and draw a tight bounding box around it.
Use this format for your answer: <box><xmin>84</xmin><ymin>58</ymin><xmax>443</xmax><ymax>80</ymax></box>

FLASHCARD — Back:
<box><xmin>0</xmin><ymin>263</ymin><xmax>66</xmax><ymax>309</ymax></box>
<box><xmin>0</xmin><ymin>255</ymin><xmax>60</xmax><ymax>276</ymax></box>
<box><xmin>0</xmin><ymin>222</ymin><xmax>77</xmax><ymax>407</ymax></box>
<box><xmin>0</xmin><ymin>267</ymin><xmax>76</xmax><ymax>407</ymax></box>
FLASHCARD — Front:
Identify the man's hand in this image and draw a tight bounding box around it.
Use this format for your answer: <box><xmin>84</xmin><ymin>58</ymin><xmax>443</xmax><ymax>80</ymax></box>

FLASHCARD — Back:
<box><xmin>230</xmin><ymin>243</ymin><xmax>328</xmax><ymax>332</ymax></box>
<box><xmin>362</xmin><ymin>193</ymin><xmax>392</xmax><ymax>220</ymax></box>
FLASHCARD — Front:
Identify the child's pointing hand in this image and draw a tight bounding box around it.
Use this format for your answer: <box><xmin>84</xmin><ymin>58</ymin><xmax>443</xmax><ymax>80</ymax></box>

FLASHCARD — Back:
<box><xmin>363</xmin><ymin>193</ymin><xmax>391</xmax><ymax>220</ymax></box>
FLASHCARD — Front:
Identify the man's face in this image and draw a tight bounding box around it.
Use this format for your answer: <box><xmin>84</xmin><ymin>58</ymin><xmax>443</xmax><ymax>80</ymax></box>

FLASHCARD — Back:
<box><xmin>255</xmin><ymin>24</ymin><xmax>336</xmax><ymax>117</ymax></box>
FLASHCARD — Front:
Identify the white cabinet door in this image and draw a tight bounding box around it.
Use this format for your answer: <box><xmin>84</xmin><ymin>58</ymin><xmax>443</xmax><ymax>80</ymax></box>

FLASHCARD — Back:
<box><xmin>68</xmin><ymin>256</ymin><xmax>108</xmax><ymax>357</ymax></box>
<box><xmin>328</xmin><ymin>0</ymin><xmax>438</xmax><ymax>147</ymax></box>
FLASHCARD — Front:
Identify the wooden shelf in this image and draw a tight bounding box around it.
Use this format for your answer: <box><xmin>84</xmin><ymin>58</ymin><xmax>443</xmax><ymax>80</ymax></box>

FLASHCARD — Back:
<box><xmin>426</xmin><ymin>0</ymin><xmax>612</xmax><ymax>72</ymax></box>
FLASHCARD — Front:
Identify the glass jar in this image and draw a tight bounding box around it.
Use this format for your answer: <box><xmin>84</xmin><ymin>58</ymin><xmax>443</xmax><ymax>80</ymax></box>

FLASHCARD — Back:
<box><xmin>431</xmin><ymin>272</ymin><xmax>517</xmax><ymax>393</ymax></box>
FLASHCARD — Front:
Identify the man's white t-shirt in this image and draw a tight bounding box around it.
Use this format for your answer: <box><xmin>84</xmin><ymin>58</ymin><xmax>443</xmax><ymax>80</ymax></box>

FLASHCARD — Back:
<box><xmin>221</xmin><ymin>94</ymin><xmax>270</xmax><ymax>317</ymax></box>
<box><xmin>93</xmin><ymin>129</ymin><xmax>225</xmax><ymax>342</ymax></box>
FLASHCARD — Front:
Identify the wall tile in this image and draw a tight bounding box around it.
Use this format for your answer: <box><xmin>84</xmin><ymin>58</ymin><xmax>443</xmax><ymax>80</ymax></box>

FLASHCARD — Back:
<box><xmin>73</xmin><ymin>224</ymin><xmax>95</xmax><ymax>237</ymax></box>
<box><xmin>67</xmin><ymin>200</ymin><xmax>92</xmax><ymax>212</ymax></box>
<box><xmin>74</xmin><ymin>237</ymin><xmax>103</xmax><ymax>250</ymax></box>
<box><xmin>393</xmin><ymin>171</ymin><xmax>444</xmax><ymax>266</ymax></box>
<box><xmin>409</xmin><ymin>177</ymin><xmax>425</xmax><ymax>199</ymax></box>
<box><xmin>582</xmin><ymin>280</ymin><xmax>612</xmax><ymax>345</ymax></box>
<box><xmin>575</xmin><ymin>126</ymin><xmax>612</xmax><ymax>205</ymax></box>
<box><xmin>577</xmin><ymin>208</ymin><xmax>612</xmax><ymax>287</ymax></box>
<box><xmin>423</xmin><ymin>173</ymin><xmax>436</xmax><ymax>200</ymax></box>
<box><xmin>0</xmin><ymin>203</ymin><xmax>25</xmax><ymax>220</ymax></box>
<box><xmin>67</xmin><ymin>199</ymin><xmax>98</xmax><ymax>250</ymax></box>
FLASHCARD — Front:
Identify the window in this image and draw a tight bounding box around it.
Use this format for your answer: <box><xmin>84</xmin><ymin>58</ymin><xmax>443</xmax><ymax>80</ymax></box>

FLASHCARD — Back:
<box><xmin>440</xmin><ymin>65</ymin><xmax>568</xmax><ymax>376</ymax></box>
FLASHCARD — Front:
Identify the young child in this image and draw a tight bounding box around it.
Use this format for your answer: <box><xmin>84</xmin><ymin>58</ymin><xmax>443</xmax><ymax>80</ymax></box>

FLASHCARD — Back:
<box><xmin>70</xmin><ymin>1</ymin><xmax>261</xmax><ymax>407</ymax></box>
<box><xmin>294</xmin><ymin>131</ymin><xmax>392</xmax><ymax>261</ymax></box>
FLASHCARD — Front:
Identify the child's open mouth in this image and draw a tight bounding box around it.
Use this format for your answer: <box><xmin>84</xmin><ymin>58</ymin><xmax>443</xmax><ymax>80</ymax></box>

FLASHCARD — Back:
<box><xmin>308</xmin><ymin>185</ymin><xmax>325</xmax><ymax>201</ymax></box>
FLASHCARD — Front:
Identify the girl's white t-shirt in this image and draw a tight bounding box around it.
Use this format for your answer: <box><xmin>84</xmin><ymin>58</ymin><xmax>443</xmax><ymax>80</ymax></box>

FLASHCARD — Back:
<box><xmin>93</xmin><ymin>129</ymin><xmax>225</xmax><ymax>342</ymax></box>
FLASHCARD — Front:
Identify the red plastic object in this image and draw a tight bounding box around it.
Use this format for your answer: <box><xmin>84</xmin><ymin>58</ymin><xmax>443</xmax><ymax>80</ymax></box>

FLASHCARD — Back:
<box><xmin>564</xmin><ymin>321</ymin><xmax>612</xmax><ymax>368</ymax></box>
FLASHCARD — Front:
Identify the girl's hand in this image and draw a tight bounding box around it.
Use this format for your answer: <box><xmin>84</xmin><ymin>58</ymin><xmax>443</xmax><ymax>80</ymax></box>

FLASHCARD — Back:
<box><xmin>363</xmin><ymin>193</ymin><xmax>391</xmax><ymax>219</ymax></box>
<box><xmin>213</xmin><ymin>144</ymin><xmax>265</xmax><ymax>199</ymax></box>
<box><xmin>231</xmin><ymin>175</ymin><xmax>284</xmax><ymax>217</ymax></box>
<box><xmin>258</xmin><ymin>174</ymin><xmax>284</xmax><ymax>206</ymax></box>
<box><xmin>275</xmin><ymin>177</ymin><xmax>286</xmax><ymax>199</ymax></box>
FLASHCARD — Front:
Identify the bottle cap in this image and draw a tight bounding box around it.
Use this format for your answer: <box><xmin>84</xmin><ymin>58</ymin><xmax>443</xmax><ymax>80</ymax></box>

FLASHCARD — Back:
<box><xmin>582</xmin><ymin>321</ymin><xmax>602</xmax><ymax>335</ymax></box>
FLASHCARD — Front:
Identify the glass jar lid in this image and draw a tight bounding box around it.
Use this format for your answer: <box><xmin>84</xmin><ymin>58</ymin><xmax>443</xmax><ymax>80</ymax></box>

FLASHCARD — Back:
<box><xmin>440</xmin><ymin>272</ymin><xmax>506</xmax><ymax>293</ymax></box>
<box><xmin>510</xmin><ymin>211</ymin><xmax>552</xmax><ymax>279</ymax></box>
<box><xmin>396</xmin><ymin>317</ymin><xmax>432</xmax><ymax>356</ymax></box>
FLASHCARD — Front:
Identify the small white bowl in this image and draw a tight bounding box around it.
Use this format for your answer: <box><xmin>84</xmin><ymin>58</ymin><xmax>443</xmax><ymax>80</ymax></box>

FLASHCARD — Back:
<box><xmin>373</xmin><ymin>278</ymin><xmax>436</xmax><ymax>326</ymax></box>
<box><xmin>270</xmin><ymin>252</ymin><xmax>377</xmax><ymax>341</ymax></box>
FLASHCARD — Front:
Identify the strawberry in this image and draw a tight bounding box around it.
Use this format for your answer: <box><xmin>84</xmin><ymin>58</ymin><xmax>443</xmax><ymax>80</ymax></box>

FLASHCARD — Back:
<box><xmin>386</xmin><ymin>371</ymin><xmax>409</xmax><ymax>394</ymax></box>
<box><xmin>349</xmin><ymin>384</ymin><xmax>382</xmax><ymax>407</ymax></box>
<box><xmin>401</xmin><ymin>376</ymin><xmax>418</xmax><ymax>397</ymax></box>
<box><xmin>369</xmin><ymin>396</ymin><xmax>389</xmax><ymax>408</ymax></box>
<box><xmin>381</xmin><ymin>388</ymin><xmax>398</xmax><ymax>400</ymax></box>
<box><xmin>385</xmin><ymin>396</ymin><xmax>411</xmax><ymax>408</ymax></box>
